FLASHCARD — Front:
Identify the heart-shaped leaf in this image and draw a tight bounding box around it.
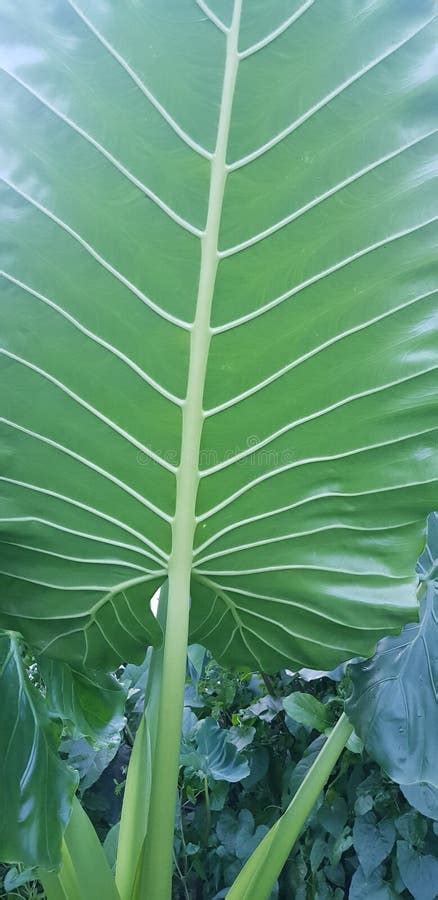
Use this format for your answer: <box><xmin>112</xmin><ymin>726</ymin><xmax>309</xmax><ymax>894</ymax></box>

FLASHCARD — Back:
<box><xmin>0</xmin><ymin>0</ymin><xmax>436</xmax><ymax>676</ymax></box>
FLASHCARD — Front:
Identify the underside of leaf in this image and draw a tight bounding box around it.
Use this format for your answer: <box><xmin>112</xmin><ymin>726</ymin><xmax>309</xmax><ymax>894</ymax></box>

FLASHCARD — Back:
<box><xmin>0</xmin><ymin>0</ymin><xmax>437</xmax><ymax>673</ymax></box>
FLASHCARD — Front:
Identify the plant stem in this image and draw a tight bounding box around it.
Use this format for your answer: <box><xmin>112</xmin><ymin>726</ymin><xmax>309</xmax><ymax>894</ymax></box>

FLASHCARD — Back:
<box><xmin>227</xmin><ymin>713</ymin><xmax>353</xmax><ymax>900</ymax></box>
<box><xmin>136</xmin><ymin>3</ymin><xmax>242</xmax><ymax>896</ymax></box>
<box><xmin>117</xmin><ymin>591</ymin><xmax>167</xmax><ymax>900</ymax></box>
<box><xmin>204</xmin><ymin>775</ymin><xmax>211</xmax><ymax>843</ymax></box>
<box><xmin>40</xmin><ymin>797</ymin><xmax>119</xmax><ymax>900</ymax></box>
<box><xmin>136</xmin><ymin>565</ymin><xmax>192</xmax><ymax>898</ymax></box>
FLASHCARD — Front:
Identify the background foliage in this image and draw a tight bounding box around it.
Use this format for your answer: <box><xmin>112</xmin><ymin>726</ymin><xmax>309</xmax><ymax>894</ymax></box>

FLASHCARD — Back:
<box><xmin>3</xmin><ymin>641</ymin><xmax>438</xmax><ymax>899</ymax></box>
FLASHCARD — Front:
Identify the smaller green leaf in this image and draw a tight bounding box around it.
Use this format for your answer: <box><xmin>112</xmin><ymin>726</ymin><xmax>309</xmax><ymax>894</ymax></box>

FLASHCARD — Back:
<box><xmin>400</xmin><ymin>782</ymin><xmax>438</xmax><ymax>821</ymax></box>
<box><xmin>394</xmin><ymin>811</ymin><xmax>427</xmax><ymax>847</ymax></box>
<box><xmin>347</xmin><ymin>731</ymin><xmax>364</xmax><ymax>755</ymax></box>
<box><xmin>283</xmin><ymin>736</ymin><xmax>325</xmax><ymax>809</ymax></box>
<box><xmin>182</xmin><ymin>718</ymin><xmax>249</xmax><ymax>783</ymax></box>
<box><xmin>330</xmin><ymin>828</ymin><xmax>354</xmax><ymax>867</ymax></box>
<box><xmin>354</xmin><ymin>795</ymin><xmax>374</xmax><ymax>816</ymax></box>
<box><xmin>209</xmin><ymin>780</ymin><xmax>229</xmax><ymax>812</ymax></box>
<box><xmin>242</xmin><ymin>696</ymin><xmax>282</xmax><ymax>723</ymax></box>
<box><xmin>185</xmin><ymin>842</ymin><xmax>200</xmax><ymax>856</ymax></box>
<box><xmin>3</xmin><ymin>866</ymin><xmax>37</xmax><ymax>891</ymax></box>
<box><xmin>182</xmin><ymin>706</ymin><xmax>198</xmax><ymax>738</ymax></box>
<box><xmin>0</xmin><ymin>632</ymin><xmax>77</xmax><ymax>868</ymax></box>
<box><xmin>103</xmin><ymin>823</ymin><xmax>120</xmax><ymax>872</ymax></box>
<box><xmin>317</xmin><ymin>797</ymin><xmax>348</xmax><ymax>838</ymax></box>
<box><xmin>187</xmin><ymin>644</ymin><xmax>207</xmax><ymax>684</ymax></box>
<box><xmin>227</xmin><ymin>725</ymin><xmax>256</xmax><ymax>752</ymax></box>
<box><xmin>235</xmin><ymin>811</ymin><xmax>269</xmax><ymax>863</ymax></box>
<box><xmin>396</xmin><ymin>841</ymin><xmax>438</xmax><ymax>900</ymax></box>
<box><xmin>41</xmin><ymin>658</ymin><xmax>126</xmax><ymax>746</ymax></box>
<box><xmin>310</xmin><ymin>835</ymin><xmax>328</xmax><ymax>873</ymax></box>
<box><xmin>349</xmin><ymin>865</ymin><xmax>399</xmax><ymax>900</ymax></box>
<box><xmin>352</xmin><ymin>815</ymin><xmax>396</xmax><ymax>878</ymax></box>
<box><xmin>62</xmin><ymin>734</ymin><xmax>121</xmax><ymax>793</ymax></box>
<box><xmin>283</xmin><ymin>693</ymin><xmax>331</xmax><ymax>733</ymax></box>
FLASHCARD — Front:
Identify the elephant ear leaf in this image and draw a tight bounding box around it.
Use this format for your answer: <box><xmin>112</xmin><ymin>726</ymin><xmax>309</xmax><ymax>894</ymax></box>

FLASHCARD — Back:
<box><xmin>346</xmin><ymin>513</ymin><xmax>438</xmax><ymax>796</ymax></box>
<box><xmin>0</xmin><ymin>632</ymin><xmax>77</xmax><ymax>868</ymax></box>
<box><xmin>181</xmin><ymin>717</ymin><xmax>250</xmax><ymax>783</ymax></box>
<box><xmin>39</xmin><ymin>657</ymin><xmax>127</xmax><ymax>746</ymax></box>
<box><xmin>0</xmin><ymin>0</ymin><xmax>437</xmax><ymax>673</ymax></box>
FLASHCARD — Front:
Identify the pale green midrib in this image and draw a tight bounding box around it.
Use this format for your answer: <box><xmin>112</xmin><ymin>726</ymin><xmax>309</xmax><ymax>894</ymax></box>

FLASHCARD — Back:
<box><xmin>169</xmin><ymin>0</ymin><xmax>242</xmax><ymax>574</ymax></box>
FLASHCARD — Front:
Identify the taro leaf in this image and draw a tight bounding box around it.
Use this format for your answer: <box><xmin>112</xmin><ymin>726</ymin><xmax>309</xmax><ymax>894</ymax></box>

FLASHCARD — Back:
<box><xmin>216</xmin><ymin>808</ymin><xmax>267</xmax><ymax>860</ymax></box>
<box><xmin>0</xmin><ymin>632</ymin><xmax>77</xmax><ymax>867</ymax></box>
<box><xmin>227</xmin><ymin>724</ymin><xmax>256</xmax><ymax>751</ymax></box>
<box><xmin>317</xmin><ymin>797</ymin><xmax>348</xmax><ymax>838</ymax></box>
<box><xmin>210</xmin><ymin>779</ymin><xmax>229</xmax><ymax>812</ymax></box>
<box><xmin>187</xmin><ymin>644</ymin><xmax>207</xmax><ymax>684</ymax></box>
<box><xmin>417</xmin><ymin>512</ymin><xmax>438</xmax><ymax>582</ymax></box>
<box><xmin>346</xmin><ymin>582</ymin><xmax>438</xmax><ymax>787</ymax></box>
<box><xmin>182</xmin><ymin>706</ymin><xmax>198</xmax><ymax>738</ymax></box>
<box><xmin>394</xmin><ymin>810</ymin><xmax>427</xmax><ymax>847</ymax></box>
<box><xmin>40</xmin><ymin>657</ymin><xmax>126</xmax><ymax>745</ymax></box>
<box><xmin>62</xmin><ymin>733</ymin><xmax>121</xmax><ymax>793</ymax></box>
<box><xmin>0</xmin><ymin>0</ymin><xmax>437</xmax><ymax>675</ymax></box>
<box><xmin>352</xmin><ymin>814</ymin><xmax>396</xmax><ymax>878</ymax></box>
<box><xmin>396</xmin><ymin>841</ymin><xmax>438</xmax><ymax>900</ymax></box>
<box><xmin>3</xmin><ymin>867</ymin><xmax>38</xmax><ymax>891</ymax></box>
<box><xmin>242</xmin><ymin>696</ymin><xmax>282</xmax><ymax>723</ymax></box>
<box><xmin>242</xmin><ymin>747</ymin><xmax>269</xmax><ymax>789</ymax></box>
<box><xmin>181</xmin><ymin>717</ymin><xmax>249</xmax><ymax>782</ymax></box>
<box><xmin>122</xmin><ymin>653</ymin><xmax>151</xmax><ymax>697</ymax></box>
<box><xmin>103</xmin><ymin>822</ymin><xmax>120</xmax><ymax>872</ymax></box>
<box><xmin>330</xmin><ymin>828</ymin><xmax>354</xmax><ymax>867</ymax></box>
<box><xmin>310</xmin><ymin>835</ymin><xmax>328</xmax><ymax>873</ymax></box>
<box><xmin>401</xmin><ymin>783</ymin><xmax>438</xmax><ymax>821</ymax></box>
<box><xmin>284</xmin><ymin>735</ymin><xmax>325</xmax><ymax>806</ymax></box>
<box><xmin>283</xmin><ymin>692</ymin><xmax>331</xmax><ymax>733</ymax></box>
<box><xmin>349</xmin><ymin>864</ymin><xmax>400</xmax><ymax>900</ymax></box>
<box><xmin>234</xmin><ymin>810</ymin><xmax>269</xmax><ymax>863</ymax></box>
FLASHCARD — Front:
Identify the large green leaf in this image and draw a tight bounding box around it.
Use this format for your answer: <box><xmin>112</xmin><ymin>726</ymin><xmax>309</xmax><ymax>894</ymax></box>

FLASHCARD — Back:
<box><xmin>0</xmin><ymin>632</ymin><xmax>77</xmax><ymax>867</ymax></box>
<box><xmin>346</xmin><ymin>513</ymin><xmax>438</xmax><ymax>792</ymax></box>
<box><xmin>0</xmin><ymin>0</ymin><xmax>437</xmax><ymax>672</ymax></box>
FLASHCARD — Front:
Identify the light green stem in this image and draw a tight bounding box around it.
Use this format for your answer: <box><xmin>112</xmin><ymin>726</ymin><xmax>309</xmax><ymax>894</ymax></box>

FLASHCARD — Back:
<box><xmin>39</xmin><ymin>796</ymin><xmax>119</xmax><ymax>900</ymax></box>
<box><xmin>227</xmin><ymin>714</ymin><xmax>353</xmax><ymax>900</ymax></box>
<box><xmin>116</xmin><ymin>592</ymin><xmax>167</xmax><ymax>899</ymax></box>
<box><xmin>135</xmin><ymin>3</ymin><xmax>242</xmax><ymax>896</ymax></box>
<box><xmin>135</xmin><ymin>562</ymin><xmax>191</xmax><ymax>898</ymax></box>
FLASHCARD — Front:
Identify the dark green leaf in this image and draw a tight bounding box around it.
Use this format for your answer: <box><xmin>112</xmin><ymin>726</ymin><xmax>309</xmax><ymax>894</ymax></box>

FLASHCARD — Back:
<box><xmin>394</xmin><ymin>810</ymin><xmax>427</xmax><ymax>847</ymax></box>
<box><xmin>401</xmin><ymin>783</ymin><xmax>438</xmax><ymax>821</ymax></box>
<box><xmin>347</xmin><ymin>583</ymin><xmax>438</xmax><ymax>789</ymax></box>
<box><xmin>283</xmin><ymin>692</ymin><xmax>331</xmax><ymax>733</ymax></box>
<box><xmin>227</xmin><ymin>724</ymin><xmax>256</xmax><ymax>752</ymax></box>
<box><xmin>317</xmin><ymin>797</ymin><xmax>348</xmax><ymax>838</ymax></box>
<box><xmin>352</xmin><ymin>815</ymin><xmax>396</xmax><ymax>877</ymax></box>
<box><xmin>0</xmin><ymin>632</ymin><xmax>77</xmax><ymax>867</ymax></box>
<box><xmin>182</xmin><ymin>717</ymin><xmax>249</xmax><ymax>782</ymax></box>
<box><xmin>349</xmin><ymin>865</ymin><xmax>399</xmax><ymax>900</ymax></box>
<box><xmin>396</xmin><ymin>840</ymin><xmax>438</xmax><ymax>900</ymax></box>
<box><xmin>62</xmin><ymin>734</ymin><xmax>121</xmax><ymax>792</ymax></box>
<box><xmin>3</xmin><ymin>866</ymin><xmax>37</xmax><ymax>891</ymax></box>
<box><xmin>40</xmin><ymin>658</ymin><xmax>126</xmax><ymax>745</ymax></box>
<box><xmin>103</xmin><ymin>822</ymin><xmax>119</xmax><ymax>872</ymax></box>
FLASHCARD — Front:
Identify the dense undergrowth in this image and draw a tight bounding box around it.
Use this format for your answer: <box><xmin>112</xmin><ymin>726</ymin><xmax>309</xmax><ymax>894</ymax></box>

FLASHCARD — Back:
<box><xmin>3</xmin><ymin>647</ymin><xmax>438</xmax><ymax>900</ymax></box>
